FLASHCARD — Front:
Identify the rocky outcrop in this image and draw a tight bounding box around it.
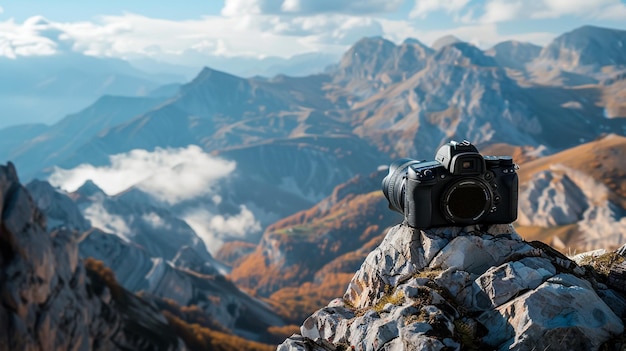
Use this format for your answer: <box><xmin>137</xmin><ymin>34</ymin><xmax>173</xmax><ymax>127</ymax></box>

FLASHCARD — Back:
<box><xmin>28</xmin><ymin>180</ymin><xmax>286</xmax><ymax>340</ymax></box>
<box><xmin>26</xmin><ymin>179</ymin><xmax>91</xmax><ymax>232</ymax></box>
<box><xmin>279</xmin><ymin>223</ymin><xmax>626</xmax><ymax>350</ymax></box>
<box><xmin>0</xmin><ymin>163</ymin><xmax>184</xmax><ymax>351</ymax></box>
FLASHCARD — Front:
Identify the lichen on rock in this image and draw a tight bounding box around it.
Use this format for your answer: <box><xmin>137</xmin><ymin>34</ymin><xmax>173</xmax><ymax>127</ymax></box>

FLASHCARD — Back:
<box><xmin>279</xmin><ymin>223</ymin><xmax>626</xmax><ymax>350</ymax></box>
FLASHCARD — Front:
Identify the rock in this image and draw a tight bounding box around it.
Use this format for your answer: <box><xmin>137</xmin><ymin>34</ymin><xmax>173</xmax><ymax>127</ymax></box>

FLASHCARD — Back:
<box><xmin>26</xmin><ymin>179</ymin><xmax>91</xmax><ymax>232</ymax></box>
<box><xmin>608</xmin><ymin>261</ymin><xmax>626</xmax><ymax>293</ymax></box>
<box><xmin>281</xmin><ymin>223</ymin><xmax>625</xmax><ymax>350</ymax></box>
<box><xmin>0</xmin><ymin>163</ymin><xmax>185</xmax><ymax>351</ymax></box>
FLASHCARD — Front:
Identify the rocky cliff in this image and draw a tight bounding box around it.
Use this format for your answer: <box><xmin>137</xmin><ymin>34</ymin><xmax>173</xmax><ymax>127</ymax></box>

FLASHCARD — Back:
<box><xmin>25</xmin><ymin>177</ymin><xmax>286</xmax><ymax>341</ymax></box>
<box><xmin>279</xmin><ymin>223</ymin><xmax>626</xmax><ymax>350</ymax></box>
<box><xmin>0</xmin><ymin>162</ymin><xmax>185</xmax><ymax>351</ymax></box>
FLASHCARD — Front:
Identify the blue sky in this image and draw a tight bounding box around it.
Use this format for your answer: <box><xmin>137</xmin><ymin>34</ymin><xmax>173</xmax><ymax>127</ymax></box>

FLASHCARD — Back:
<box><xmin>2</xmin><ymin>0</ymin><xmax>626</xmax><ymax>61</ymax></box>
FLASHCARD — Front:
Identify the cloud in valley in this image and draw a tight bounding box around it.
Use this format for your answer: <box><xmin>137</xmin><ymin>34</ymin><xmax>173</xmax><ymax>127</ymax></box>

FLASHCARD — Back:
<box><xmin>48</xmin><ymin>145</ymin><xmax>236</xmax><ymax>204</ymax></box>
<box><xmin>83</xmin><ymin>202</ymin><xmax>132</xmax><ymax>241</ymax></box>
<box><xmin>182</xmin><ymin>206</ymin><xmax>261</xmax><ymax>255</ymax></box>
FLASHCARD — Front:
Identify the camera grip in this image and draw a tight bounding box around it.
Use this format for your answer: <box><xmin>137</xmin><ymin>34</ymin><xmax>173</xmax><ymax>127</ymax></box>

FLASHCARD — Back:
<box><xmin>405</xmin><ymin>178</ymin><xmax>433</xmax><ymax>229</ymax></box>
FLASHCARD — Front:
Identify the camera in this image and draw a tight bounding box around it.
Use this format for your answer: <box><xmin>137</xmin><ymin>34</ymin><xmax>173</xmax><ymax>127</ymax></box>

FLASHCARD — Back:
<box><xmin>382</xmin><ymin>140</ymin><xmax>518</xmax><ymax>229</ymax></box>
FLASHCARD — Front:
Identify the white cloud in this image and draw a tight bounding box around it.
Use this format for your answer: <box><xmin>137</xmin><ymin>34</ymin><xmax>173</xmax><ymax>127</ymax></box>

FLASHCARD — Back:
<box><xmin>598</xmin><ymin>2</ymin><xmax>626</xmax><ymax>20</ymax></box>
<box><xmin>478</xmin><ymin>0</ymin><xmax>626</xmax><ymax>23</ymax></box>
<box><xmin>271</xmin><ymin>15</ymin><xmax>384</xmax><ymax>45</ymax></box>
<box><xmin>410</xmin><ymin>0</ymin><xmax>471</xmax><ymax>19</ymax></box>
<box><xmin>182</xmin><ymin>206</ymin><xmax>261</xmax><ymax>254</ymax></box>
<box><xmin>2</xmin><ymin>2</ymin><xmax>624</xmax><ymax>63</ymax></box>
<box><xmin>222</xmin><ymin>0</ymin><xmax>402</xmax><ymax>16</ymax></box>
<box><xmin>0</xmin><ymin>6</ymin><xmax>4</xmax><ymax>14</ymax></box>
<box><xmin>48</xmin><ymin>145</ymin><xmax>236</xmax><ymax>204</ymax></box>
<box><xmin>222</xmin><ymin>0</ymin><xmax>282</xmax><ymax>16</ymax></box>
<box><xmin>0</xmin><ymin>12</ymin><xmax>367</xmax><ymax>60</ymax></box>
<box><xmin>479</xmin><ymin>0</ymin><xmax>524</xmax><ymax>23</ymax></box>
<box><xmin>142</xmin><ymin>212</ymin><xmax>172</xmax><ymax>230</ymax></box>
<box><xmin>380</xmin><ymin>19</ymin><xmax>557</xmax><ymax>49</ymax></box>
<box><xmin>84</xmin><ymin>202</ymin><xmax>132</xmax><ymax>241</ymax></box>
<box><xmin>0</xmin><ymin>16</ymin><xmax>62</xmax><ymax>58</ymax></box>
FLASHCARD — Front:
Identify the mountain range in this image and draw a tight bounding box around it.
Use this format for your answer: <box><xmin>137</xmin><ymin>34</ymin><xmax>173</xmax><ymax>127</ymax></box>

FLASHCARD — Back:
<box><xmin>2</xmin><ymin>24</ymin><xmax>626</xmax><ymax>348</ymax></box>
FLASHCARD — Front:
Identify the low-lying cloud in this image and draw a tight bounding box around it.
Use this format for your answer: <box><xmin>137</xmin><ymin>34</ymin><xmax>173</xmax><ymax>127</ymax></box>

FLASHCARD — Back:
<box><xmin>182</xmin><ymin>206</ymin><xmax>262</xmax><ymax>254</ymax></box>
<box><xmin>83</xmin><ymin>202</ymin><xmax>132</xmax><ymax>241</ymax></box>
<box><xmin>49</xmin><ymin>145</ymin><xmax>236</xmax><ymax>204</ymax></box>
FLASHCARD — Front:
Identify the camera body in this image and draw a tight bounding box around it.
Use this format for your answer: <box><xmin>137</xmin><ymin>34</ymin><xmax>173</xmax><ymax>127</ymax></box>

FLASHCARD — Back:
<box><xmin>382</xmin><ymin>140</ymin><xmax>518</xmax><ymax>229</ymax></box>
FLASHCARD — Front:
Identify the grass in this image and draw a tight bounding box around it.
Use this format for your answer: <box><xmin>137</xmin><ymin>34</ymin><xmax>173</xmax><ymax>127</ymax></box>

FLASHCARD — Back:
<box><xmin>373</xmin><ymin>290</ymin><xmax>406</xmax><ymax>313</ymax></box>
<box><xmin>579</xmin><ymin>252</ymin><xmax>625</xmax><ymax>276</ymax></box>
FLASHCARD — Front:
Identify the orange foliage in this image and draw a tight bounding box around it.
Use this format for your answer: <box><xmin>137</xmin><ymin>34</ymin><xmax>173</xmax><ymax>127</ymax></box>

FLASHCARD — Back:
<box><xmin>265</xmin><ymin>325</ymin><xmax>301</xmax><ymax>344</ymax></box>
<box><xmin>268</xmin><ymin>272</ymin><xmax>354</xmax><ymax>324</ymax></box>
<box><xmin>84</xmin><ymin>257</ymin><xmax>123</xmax><ymax>299</ymax></box>
<box><xmin>231</xmin><ymin>191</ymin><xmax>391</xmax><ymax>298</ymax></box>
<box><xmin>163</xmin><ymin>312</ymin><xmax>275</xmax><ymax>351</ymax></box>
<box><xmin>154</xmin><ymin>297</ymin><xmax>228</xmax><ymax>333</ymax></box>
<box><xmin>214</xmin><ymin>241</ymin><xmax>256</xmax><ymax>267</ymax></box>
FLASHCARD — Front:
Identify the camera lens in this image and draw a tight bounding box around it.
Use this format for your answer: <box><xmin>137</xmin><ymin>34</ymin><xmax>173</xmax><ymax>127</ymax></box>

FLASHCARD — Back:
<box><xmin>443</xmin><ymin>179</ymin><xmax>491</xmax><ymax>222</ymax></box>
<box><xmin>382</xmin><ymin>158</ymin><xmax>420</xmax><ymax>214</ymax></box>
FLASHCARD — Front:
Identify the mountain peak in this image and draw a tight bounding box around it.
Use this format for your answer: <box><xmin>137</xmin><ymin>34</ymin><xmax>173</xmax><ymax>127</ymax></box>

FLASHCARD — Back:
<box><xmin>433</xmin><ymin>41</ymin><xmax>497</xmax><ymax>67</ymax></box>
<box><xmin>402</xmin><ymin>37</ymin><xmax>428</xmax><ymax>47</ymax></box>
<box><xmin>345</xmin><ymin>36</ymin><xmax>396</xmax><ymax>58</ymax></box>
<box><xmin>192</xmin><ymin>66</ymin><xmax>243</xmax><ymax>84</ymax></box>
<box><xmin>486</xmin><ymin>40</ymin><xmax>542</xmax><ymax>70</ymax></box>
<box><xmin>432</xmin><ymin>34</ymin><xmax>463</xmax><ymax>51</ymax></box>
<box><xmin>337</xmin><ymin>36</ymin><xmax>397</xmax><ymax>80</ymax></box>
<box><xmin>75</xmin><ymin>179</ymin><xmax>105</xmax><ymax>197</ymax></box>
<box><xmin>539</xmin><ymin>25</ymin><xmax>626</xmax><ymax>69</ymax></box>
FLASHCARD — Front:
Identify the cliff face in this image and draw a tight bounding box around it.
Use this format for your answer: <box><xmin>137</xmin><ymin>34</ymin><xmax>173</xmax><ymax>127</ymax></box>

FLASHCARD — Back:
<box><xmin>0</xmin><ymin>163</ymin><xmax>184</xmax><ymax>351</ymax></box>
<box><xmin>279</xmin><ymin>223</ymin><xmax>626</xmax><ymax>351</ymax></box>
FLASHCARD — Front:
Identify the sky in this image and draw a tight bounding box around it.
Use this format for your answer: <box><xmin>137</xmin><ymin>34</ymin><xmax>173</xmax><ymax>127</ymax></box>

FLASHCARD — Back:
<box><xmin>2</xmin><ymin>0</ymin><xmax>626</xmax><ymax>63</ymax></box>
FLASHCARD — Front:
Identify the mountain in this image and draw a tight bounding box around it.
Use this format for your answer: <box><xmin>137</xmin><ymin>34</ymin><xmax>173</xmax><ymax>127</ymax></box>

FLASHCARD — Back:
<box><xmin>5</xmin><ymin>25</ymin><xmax>626</xmax><ymax>348</ymax></box>
<box><xmin>4</xmin><ymin>25</ymin><xmax>625</xmax><ymax>262</ymax></box>
<box><xmin>431</xmin><ymin>34</ymin><xmax>463</xmax><ymax>51</ymax></box>
<box><xmin>3</xmin><ymin>94</ymin><xmax>170</xmax><ymax>180</ymax></box>
<box><xmin>0</xmin><ymin>162</ymin><xmax>185</xmax><ymax>350</ymax></box>
<box><xmin>222</xmin><ymin>52</ymin><xmax>340</xmax><ymax>78</ymax></box>
<box><xmin>229</xmin><ymin>169</ymin><xmax>402</xmax><ymax>323</ymax></box>
<box><xmin>348</xmin><ymin>42</ymin><xmax>543</xmax><ymax>158</ymax></box>
<box><xmin>515</xmin><ymin>134</ymin><xmax>626</xmax><ymax>252</ymax></box>
<box><xmin>0</xmin><ymin>52</ymin><xmax>182</xmax><ymax>128</ymax></box>
<box><xmin>333</xmin><ymin>37</ymin><xmax>433</xmax><ymax>99</ymax></box>
<box><xmin>24</xmin><ymin>176</ymin><xmax>287</xmax><ymax>342</ymax></box>
<box><xmin>128</xmin><ymin>51</ymin><xmax>339</xmax><ymax>80</ymax></box>
<box><xmin>486</xmin><ymin>40</ymin><xmax>542</xmax><ymax>71</ymax></box>
<box><xmin>537</xmin><ymin>25</ymin><xmax>626</xmax><ymax>72</ymax></box>
<box><xmin>0</xmin><ymin>123</ymin><xmax>50</xmax><ymax>161</ymax></box>
<box><xmin>279</xmin><ymin>223</ymin><xmax>626</xmax><ymax>350</ymax></box>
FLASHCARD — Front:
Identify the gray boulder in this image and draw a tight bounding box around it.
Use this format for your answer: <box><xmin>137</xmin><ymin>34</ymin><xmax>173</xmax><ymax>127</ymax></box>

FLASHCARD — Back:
<box><xmin>279</xmin><ymin>223</ymin><xmax>625</xmax><ymax>350</ymax></box>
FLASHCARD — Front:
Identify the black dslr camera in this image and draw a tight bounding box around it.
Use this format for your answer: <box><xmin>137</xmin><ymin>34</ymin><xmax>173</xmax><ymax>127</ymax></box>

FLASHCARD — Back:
<box><xmin>382</xmin><ymin>140</ymin><xmax>518</xmax><ymax>229</ymax></box>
